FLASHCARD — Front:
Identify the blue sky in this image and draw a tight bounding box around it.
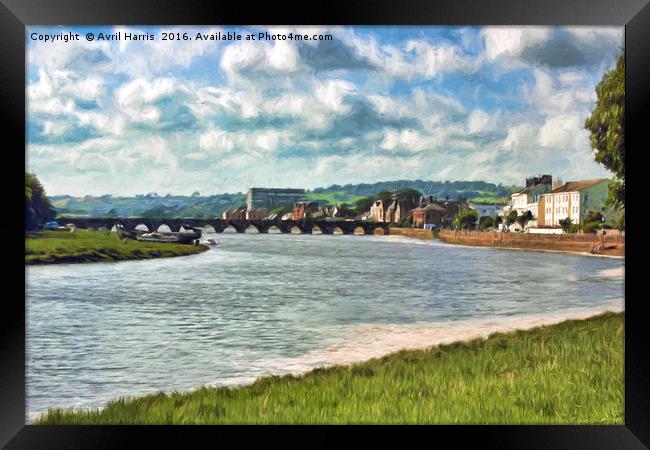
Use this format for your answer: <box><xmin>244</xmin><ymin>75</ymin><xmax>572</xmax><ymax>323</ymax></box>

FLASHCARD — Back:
<box><xmin>26</xmin><ymin>26</ymin><xmax>623</xmax><ymax>196</ymax></box>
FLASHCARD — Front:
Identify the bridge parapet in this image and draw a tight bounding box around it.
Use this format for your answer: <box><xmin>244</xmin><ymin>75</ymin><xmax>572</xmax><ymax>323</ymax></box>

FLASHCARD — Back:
<box><xmin>57</xmin><ymin>217</ymin><xmax>390</xmax><ymax>235</ymax></box>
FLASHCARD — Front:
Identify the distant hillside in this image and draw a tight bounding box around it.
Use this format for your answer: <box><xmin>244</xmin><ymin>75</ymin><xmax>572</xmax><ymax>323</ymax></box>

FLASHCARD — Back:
<box><xmin>51</xmin><ymin>193</ymin><xmax>247</xmax><ymax>219</ymax></box>
<box><xmin>309</xmin><ymin>180</ymin><xmax>518</xmax><ymax>205</ymax></box>
<box><xmin>51</xmin><ymin>180</ymin><xmax>518</xmax><ymax>218</ymax></box>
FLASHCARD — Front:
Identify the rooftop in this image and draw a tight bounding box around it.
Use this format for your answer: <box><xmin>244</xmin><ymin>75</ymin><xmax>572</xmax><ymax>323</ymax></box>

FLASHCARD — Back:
<box><xmin>549</xmin><ymin>179</ymin><xmax>609</xmax><ymax>193</ymax></box>
<box><xmin>414</xmin><ymin>203</ymin><xmax>446</xmax><ymax>212</ymax></box>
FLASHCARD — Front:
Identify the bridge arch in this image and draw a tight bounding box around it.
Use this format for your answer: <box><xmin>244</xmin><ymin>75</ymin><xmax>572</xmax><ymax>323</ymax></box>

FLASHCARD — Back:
<box><xmin>312</xmin><ymin>225</ymin><xmax>322</xmax><ymax>234</ymax></box>
<box><xmin>332</xmin><ymin>226</ymin><xmax>344</xmax><ymax>235</ymax></box>
<box><xmin>135</xmin><ymin>223</ymin><xmax>150</xmax><ymax>231</ymax></box>
<box><xmin>373</xmin><ymin>227</ymin><xmax>387</xmax><ymax>235</ymax></box>
<box><xmin>354</xmin><ymin>226</ymin><xmax>365</xmax><ymax>235</ymax></box>
<box><xmin>245</xmin><ymin>224</ymin><xmax>260</xmax><ymax>234</ymax></box>
<box><xmin>290</xmin><ymin>225</ymin><xmax>302</xmax><ymax>234</ymax></box>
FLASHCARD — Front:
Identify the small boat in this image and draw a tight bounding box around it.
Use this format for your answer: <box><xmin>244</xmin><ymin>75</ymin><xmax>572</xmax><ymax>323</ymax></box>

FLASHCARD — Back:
<box><xmin>116</xmin><ymin>225</ymin><xmax>147</xmax><ymax>240</ymax></box>
<box><xmin>205</xmin><ymin>238</ymin><xmax>219</xmax><ymax>245</ymax></box>
<box><xmin>135</xmin><ymin>229</ymin><xmax>202</xmax><ymax>245</ymax></box>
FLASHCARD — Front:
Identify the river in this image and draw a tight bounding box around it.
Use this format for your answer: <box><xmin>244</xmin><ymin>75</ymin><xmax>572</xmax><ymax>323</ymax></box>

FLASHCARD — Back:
<box><xmin>26</xmin><ymin>231</ymin><xmax>624</xmax><ymax>420</ymax></box>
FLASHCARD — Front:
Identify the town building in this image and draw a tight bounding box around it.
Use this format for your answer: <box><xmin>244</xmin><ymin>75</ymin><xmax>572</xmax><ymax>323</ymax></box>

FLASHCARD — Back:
<box><xmin>246</xmin><ymin>188</ymin><xmax>306</xmax><ymax>212</ymax></box>
<box><xmin>385</xmin><ymin>198</ymin><xmax>418</xmax><ymax>224</ymax></box>
<box><xmin>412</xmin><ymin>201</ymin><xmax>447</xmax><ymax>228</ymax></box>
<box><xmin>508</xmin><ymin>175</ymin><xmax>553</xmax><ymax>223</ymax></box>
<box><xmin>369</xmin><ymin>199</ymin><xmax>391</xmax><ymax>222</ymax></box>
<box><xmin>291</xmin><ymin>201</ymin><xmax>319</xmax><ymax>220</ymax></box>
<box><xmin>221</xmin><ymin>206</ymin><xmax>246</xmax><ymax>220</ymax></box>
<box><xmin>468</xmin><ymin>202</ymin><xmax>503</xmax><ymax>218</ymax></box>
<box><xmin>538</xmin><ymin>179</ymin><xmax>610</xmax><ymax>226</ymax></box>
<box><xmin>245</xmin><ymin>209</ymin><xmax>269</xmax><ymax>220</ymax></box>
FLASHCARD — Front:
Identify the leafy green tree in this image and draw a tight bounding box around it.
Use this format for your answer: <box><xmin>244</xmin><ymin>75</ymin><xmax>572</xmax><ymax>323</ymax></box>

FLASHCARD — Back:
<box><xmin>354</xmin><ymin>196</ymin><xmax>376</xmax><ymax>215</ymax></box>
<box><xmin>584</xmin><ymin>52</ymin><xmax>624</xmax><ymax>209</ymax></box>
<box><xmin>516</xmin><ymin>210</ymin><xmax>534</xmax><ymax>230</ymax></box>
<box><xmin>504</xmin><ymin>209</ymin><xmax>518</xmax><ymax>230</ymax></box>
<box><xmin>478</xmin><ymin>216</ymin><xmax>495</xmax><ymax>231</ymax></box>
<box><xmin>25</xmin><ymin>173</ymin><xmax>56</xmax><ymax>230</ymax></box>
<box><xmin>559</xmin><ymin>217</ymin><xmax>580</xmax><ymax>233</ymax></box>
<box><xmin>582</xmin><ymin>211</ymin><xmax>605</xmax><ymax>233</ymax></box>
<box><xmin>584</xmin><ymin>211</ymin><xmax>604</xmax><ymax>224</ymax></box>
<box><xmin>453</xmin><ymin>209</ymin><xmax>479</xmax><ymax>229</ymax></box>
<box><xmin>394</xmin><ymin>188</ymin><xmax>422</xmax><ymax>205</ymax></box>
<box><xmin>397</xmin><ymin>213</ymin><xmax>413</xmax><ymax>228</ymax></box>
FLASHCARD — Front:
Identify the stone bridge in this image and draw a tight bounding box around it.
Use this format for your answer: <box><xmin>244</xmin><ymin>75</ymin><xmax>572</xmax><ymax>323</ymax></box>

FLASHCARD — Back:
<box><xmin>57</xmin><ymin>217</ymin><xmax>390</xmax><ymax>235</ymax></box>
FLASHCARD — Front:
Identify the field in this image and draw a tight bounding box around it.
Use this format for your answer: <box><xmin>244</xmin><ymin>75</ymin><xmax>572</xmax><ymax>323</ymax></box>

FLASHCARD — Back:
<box><xmin>25</xmin><ymin>230</ymin><xmax>208</xmax><ymax>265</ymax></box>
<box><xmin>35</xmin><ymin>312</ymin><xmax>624</xmax><ymax>424</ymax></box>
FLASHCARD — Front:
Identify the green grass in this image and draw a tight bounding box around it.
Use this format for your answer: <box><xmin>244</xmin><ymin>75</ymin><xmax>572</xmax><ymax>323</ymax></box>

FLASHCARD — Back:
<box><xmin>25</xmin><ymin>230</ymin><xmax>208</xmax><ymax>265</ymax></box>
<box><xmin>35</xmin><ymin>312</ymin><xmax>624</xmax><ymax>424</ymax></box>
<box><xmin>305</xmin><ymin>191</ymin><xmax>366</xmax><ymax>206</ymax></box>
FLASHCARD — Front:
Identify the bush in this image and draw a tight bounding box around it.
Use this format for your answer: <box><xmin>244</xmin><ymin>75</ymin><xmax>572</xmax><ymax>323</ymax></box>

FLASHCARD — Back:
<box><xmin>559</xmin><ymin>217</ymin><xmax>575</xmax><ymax>233</ymax></box>
<box><xmin>582</xmin><ymin>221</ymin><xmax>601</xmax><ymax>234</ymax></box>
<box><xmin>478</xmin><ymin>216</ymin><xmax>494</xmax><ymax>231</ymax></box>
<box><xmin>453</xmin><ymin>209</ymin><xmax>479</xmax><ymax>229</ymax></box>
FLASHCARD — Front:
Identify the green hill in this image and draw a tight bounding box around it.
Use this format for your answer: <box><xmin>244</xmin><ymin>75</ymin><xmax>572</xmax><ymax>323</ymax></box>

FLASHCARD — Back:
<box><xmin>50</xmin><ymin>180</ymin><xmax>518</xmax><ymax>218</ymax></box>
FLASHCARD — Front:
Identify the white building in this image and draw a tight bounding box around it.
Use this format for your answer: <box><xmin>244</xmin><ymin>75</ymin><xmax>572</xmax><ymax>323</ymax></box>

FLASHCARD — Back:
<box><xmin>539</xmin><ymin>179</ymin><xmax>610</xmax><ymax>226</ymax></box>
<box><xmin>499</xmin><ymin>175</ymin><xmax>553</xmax><ymax>229</ymax></box>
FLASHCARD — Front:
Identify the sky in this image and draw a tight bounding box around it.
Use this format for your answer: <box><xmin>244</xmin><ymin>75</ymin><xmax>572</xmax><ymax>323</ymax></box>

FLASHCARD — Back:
<box><xmin>26</xmin><ymin>25</ymin><xmax>623</xmax><ymax>196</ymax></box>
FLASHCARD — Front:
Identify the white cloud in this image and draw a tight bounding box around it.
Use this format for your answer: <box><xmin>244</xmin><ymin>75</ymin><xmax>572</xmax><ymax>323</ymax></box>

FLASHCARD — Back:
<box><xmin>314</xmin><ymin>79</ymin><xmax>356</xmax><ymax>113</ymax></box>
<box><xmin>220</xmin><ymin>40</ymin><xmax>300</xmax><ymax>80</ymax></box>
<box><xmin>115</xmin><ymin>77</ymin><xmax>182</xmax><ymax>124</ymax></box>
<box><xmin>482</xmin><ymin>27</ymin><xmax>550</xmax><ymax>62</ymax></box>
<box><xmin>537</xmin><ymin>114</ymin><xmax>585</xmax><ymax>149</ymax></box>
<box><xmin>466</xmin><ymin>109</ymin><xmax>499</xmax><ymax>134</ymax></box>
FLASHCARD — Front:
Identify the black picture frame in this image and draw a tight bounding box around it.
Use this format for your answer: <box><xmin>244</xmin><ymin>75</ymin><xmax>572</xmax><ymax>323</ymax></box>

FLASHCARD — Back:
<box><xmin>2</xmin><ymin>0</ymin><xmax>647</xmax><ymax>447</ymax></box>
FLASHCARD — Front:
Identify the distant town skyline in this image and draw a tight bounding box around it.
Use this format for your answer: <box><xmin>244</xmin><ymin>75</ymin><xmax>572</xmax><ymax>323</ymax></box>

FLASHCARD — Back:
<box><xmin>26</xmin><ymin>25</ymin><xmax>623</xmax><ymax>196</ymax></box>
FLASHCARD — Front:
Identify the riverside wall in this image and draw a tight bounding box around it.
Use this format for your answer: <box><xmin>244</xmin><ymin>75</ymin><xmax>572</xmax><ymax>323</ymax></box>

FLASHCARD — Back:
<box><xmin>438</xmin><ymin>230</ymin><xmax>625</xmax><ymax>256</ymax></box>
<box><xmin>388</xmin><ymin>227</ymin><xmax>437</xmax><ymax>240</ymax></box>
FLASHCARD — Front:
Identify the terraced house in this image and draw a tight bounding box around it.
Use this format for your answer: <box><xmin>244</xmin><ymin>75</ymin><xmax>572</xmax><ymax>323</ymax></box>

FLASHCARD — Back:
<box><xmin>507</xmin><ymin>175</ymin><xmax>554</xmax><ymax>226</ymax></box>
<box><xmin>538</xmin><ymin>179</ymin><xmax>610</xmax><ymax>226</ymax></box>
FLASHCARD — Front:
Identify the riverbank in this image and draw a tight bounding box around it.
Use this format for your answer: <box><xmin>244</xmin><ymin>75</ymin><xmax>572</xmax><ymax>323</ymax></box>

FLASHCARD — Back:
<box><xmin>437</xmin><ymin>229</ymin><xmax>625</xmax><ymax>257</ymax></box>
<box><xmin>387</xmin><ymin>227</ymin><xmax>436</xmax><ymax>240</ymax></box>
<box><xmin>35</xmin><ymin>311</ymin><xmax>623</xmax><ymax>424</ymax></box>
<box><xmin>25</xmin><ymin>230</ymin><xmax>209</xmax><ymax>265</ymax></box>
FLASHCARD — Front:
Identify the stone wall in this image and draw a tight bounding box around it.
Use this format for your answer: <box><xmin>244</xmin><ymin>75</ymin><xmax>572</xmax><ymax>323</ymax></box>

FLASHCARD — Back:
<box><xmin>439</xmin><ymin>230</ymin><xmax>625</xmax><ymax>256</ymax></box>
<box><xmin>388</xmin><ymin>227</ymin><xmax>436</xmax><ymax>240</ymax></box>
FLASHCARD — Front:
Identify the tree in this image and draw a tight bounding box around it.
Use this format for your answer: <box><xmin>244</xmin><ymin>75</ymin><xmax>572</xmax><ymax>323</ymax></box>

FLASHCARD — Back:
<box><xmin>25</xmin><ymin>173</ymin><xmax>56</xmax><ymax>230</ymax></box>
<box><xmin>453</xmin><ymin>209</ymin><xmax>479</xmax><ymax>230</ymax></box>
<box><xmin>354</xmin><ymin>196</ymin><xmax>376</xmax><ymax>215</ymax></box>
<box><xmin>504</xmin><ymin>209</ymin><xmax>518</xmax><ymax>230</ymax></box>
<box><xmin>516</xmin><ymin>210</ymin><xmax>534</xmax><ymax>230</ymax></box>
<box><xmin>478</xmin><ymin>216</ymin><xmax>495</xmax><ymax>231</ymax></box>
<box><xmin>559</xmin><ymin>217</ymin><xmax>579</xmax><ymax>234</ymax></box>
<box><xmin>394</xmin><ymin>188</ymin><xmax>422</xmax><ymax>205</ymax></box>
<box><xmin>582</xmin><ymin>211</ymin><xmax>605</xmax><ymax>233</ymax></box>
<box><xmin>584</xmin><ymin>52</ymin><xmax>624</xmax><ymax>210</ymax></box>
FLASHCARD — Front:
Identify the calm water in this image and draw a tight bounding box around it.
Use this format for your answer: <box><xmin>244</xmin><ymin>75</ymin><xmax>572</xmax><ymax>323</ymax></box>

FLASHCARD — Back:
<box><xmin>26</xmin><ymin>232</ymin><xmax>624</xmax><ymax>420</ymax></box>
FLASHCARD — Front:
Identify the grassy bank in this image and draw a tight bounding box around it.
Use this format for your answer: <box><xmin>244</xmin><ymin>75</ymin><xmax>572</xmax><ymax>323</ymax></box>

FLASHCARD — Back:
<box><xmin>26</xmin><ymin>230</ymin><xmax>208</xmax><ymax>265</ymax></box>
<box><xmin>36</xmin><ymin>312</ymin><xmax>623</xmax><ymax>424</ymax></box>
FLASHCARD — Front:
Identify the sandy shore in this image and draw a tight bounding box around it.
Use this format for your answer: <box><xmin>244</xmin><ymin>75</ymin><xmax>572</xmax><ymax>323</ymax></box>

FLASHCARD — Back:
<box><xmin>264</xmin><ymin>299</ymin><xmax>624</xmax><ymax>375</ymax></box>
